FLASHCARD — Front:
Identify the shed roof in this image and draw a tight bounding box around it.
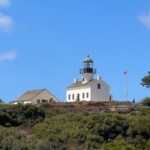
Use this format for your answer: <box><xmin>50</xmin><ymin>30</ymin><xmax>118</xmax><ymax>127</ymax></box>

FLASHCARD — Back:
<box><xmin>14</xmin><ymin>89</ymin><xmax>46</xmax><ymax>102</ymax></box>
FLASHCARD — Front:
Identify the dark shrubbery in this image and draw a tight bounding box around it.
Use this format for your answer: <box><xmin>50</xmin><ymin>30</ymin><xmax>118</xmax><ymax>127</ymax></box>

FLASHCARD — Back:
<box><xmin>0</xmin><ymin>104</ymin><xmax>45</xmax><ymax>127</ymax></box>
<box><xmin>142</xmin><ymin>97</ymin><xmax>150</xmax><ymax>106</ymax></box>
<box><xmin>33</xmin><ymin>109</ymin><xmax>150</xmax><ymax>150</ymax></box>
<box><xmin>1</xmin><ymin>104</ymin><xmax>150</xmax><ymax>149</ymax></box>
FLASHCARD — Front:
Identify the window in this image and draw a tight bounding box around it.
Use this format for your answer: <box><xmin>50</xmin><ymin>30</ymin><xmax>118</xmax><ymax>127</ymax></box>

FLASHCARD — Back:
<box><xmin>37</xmin><ymin>99</ymin><xmax>40</xmax><ymax>104</ymax></box>
<box><xmin>42</xmin><ymin>99</ymin><xmax>48</xmax><ymax>103</ymax></box>
<box><xmin>109</xmin><ymin>95</ymin><xmax>112</xmax><ymax>102</ymax></box>
<box><xmin>97</xmin><ymin>83</ymin><xmax>101</xmax><ymax>89</ymax></box>
<box><xmin>82</xmin><ymin>93</ymin><xmax>85</xmax><ymax>99</ymax></box>
<box><xmin>77</xmin><ymin>94</ymin><xmax>80</xmax><ymax>101</ymax></box>
<box><xmin>87</xmin><ymin>92</ymin><xmax>89</xmax><ymax>98</ymax></box>
<box><xmin>68</xmin><ymin>94</ymin><xmax>71</xmax><ymax>100</ymax></box>
<box><xmin>72</xmin><ymin>94</ymin><xmax>74</xmax><ymax>100</ymax></box>
<box><xmin>83</xmin><ymin>78</ymin><xmax>85</xmax><ymax>82</ymax></box>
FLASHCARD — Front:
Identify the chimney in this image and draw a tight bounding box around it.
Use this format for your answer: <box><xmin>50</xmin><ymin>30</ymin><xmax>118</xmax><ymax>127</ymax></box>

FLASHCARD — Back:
<box><xmin>97</xmin><ymin>76</ymin><xmax>102</xmax><ymax>80</ymax></box>
<box><xmin>74</xmin><ymin>78</ymin><xmax>78</xmax><ymax>83</ymax></box>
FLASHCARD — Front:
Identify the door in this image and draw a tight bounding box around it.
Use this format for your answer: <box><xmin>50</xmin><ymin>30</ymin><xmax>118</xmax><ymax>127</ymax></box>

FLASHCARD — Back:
<box><xmin>77</xmin><ymin>94</ymin><xmax>80</xmax><ymax>101</ymax></box>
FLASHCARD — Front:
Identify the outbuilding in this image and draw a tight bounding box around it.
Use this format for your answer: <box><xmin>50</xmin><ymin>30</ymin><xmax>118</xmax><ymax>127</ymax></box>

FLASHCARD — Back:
<box><xmin>11</xmin><ymin>89</ymin><xmax>59</xmax><ymax>104</ymax></box>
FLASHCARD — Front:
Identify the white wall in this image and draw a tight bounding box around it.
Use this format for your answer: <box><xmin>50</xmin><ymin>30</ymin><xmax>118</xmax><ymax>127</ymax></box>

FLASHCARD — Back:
<box><xmin>91</xmin><ymin>79</ymin><xmax>110</xmax><ymax>101</ymax></box>
<box><xmin>13</xmin><ymin>102</ymin><xmax>20</xmax><ymax>105</ymax></box>
<box><xmin>12</xmin><ymin>101</ymin><xmax>31</xmax><ymax>105</ymax></box>
<box><xmin>67</xmin><ymin>87</ymin><xmax>91</xmax><ymax>102</ymax></box>
<box><xmin>82</xmin><ymin>73</ymin><xmax>94</xmax><ymax>83</ymax></box>
<box><xmin>67</xmin><ymin>79</ymin><xmax>110</xmax><ymax>102</ymax></box>
<box><xmin>24</xmin><ymin>101</ymin><xmax>31</xmax><ymax>104</ymax></box>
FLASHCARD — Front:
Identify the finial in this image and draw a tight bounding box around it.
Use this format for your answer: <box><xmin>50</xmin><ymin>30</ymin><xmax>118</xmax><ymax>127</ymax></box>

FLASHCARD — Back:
<box><xmin>87</xmin><ymin>55</ymin><xmax>89</xmax><ymax>58</ymax></box>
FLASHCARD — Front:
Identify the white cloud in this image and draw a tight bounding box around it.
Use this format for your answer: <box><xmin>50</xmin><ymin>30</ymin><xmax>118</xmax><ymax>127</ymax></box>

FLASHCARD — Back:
<box><xmin>0</xmin><ymin>0</ymin><xmax>11</xmax><ymax>7</ymax></box>
<box><xmin>139</xmin><ymin>12</ymin><xmax>150</xmax><ymax>29</ymax></box>
<box><xmin>0</xmin><ymin>13</ymin><xmax>13</xmax><ymax>32</ymax></box>
<box><xmin>0</xmin><ymin>51</ymin><xmax>17</xmax><ymax>63</ymax></box>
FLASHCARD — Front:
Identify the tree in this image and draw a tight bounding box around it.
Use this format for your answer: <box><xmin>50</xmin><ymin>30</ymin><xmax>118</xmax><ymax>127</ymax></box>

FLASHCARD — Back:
<box><xmin>141</xmin><ymin>71</ymin><xmax>150</xmax><ymax>88</ymax></box>
<box><xmin>142</xmin><ymin>97</ymin><xmax>150</xmax><ymax>106</ymax></box>
<box><xmin>0</xmin><ymin>99</ymin><xmax>4</xmax><ymax>104</ymax></box>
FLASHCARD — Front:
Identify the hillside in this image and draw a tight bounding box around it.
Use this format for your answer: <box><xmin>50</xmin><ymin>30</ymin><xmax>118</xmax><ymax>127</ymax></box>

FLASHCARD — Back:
<box><xmin>0</xmin><ymin>102</ymin><xmax>150</xmax><ymax>150</ymax></box>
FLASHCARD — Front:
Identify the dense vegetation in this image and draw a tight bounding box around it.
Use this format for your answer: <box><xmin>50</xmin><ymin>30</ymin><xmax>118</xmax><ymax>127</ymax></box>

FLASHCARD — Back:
<box><xmin>141</xmin><ymin>71</ymin><xmax>150</xmax><ymax>88</ymax></box>
<box><xmin>0</xmin><ymin>103</ymin><xmax>150</xmax><ymax>150</ymax></box>
<box><xmin>142</xmin><ymin>97</ymin><xmax>150</xmax><ymax>106</ymax></box>
<box><xmin>141</xmin><ymin>71</ymin><xmax>150</xmax><ymax>106</ymax></box>
<box><xmin>0</xmin><ymin>104</ymin><xmax>45</xmax><ymax>127</ymax></box>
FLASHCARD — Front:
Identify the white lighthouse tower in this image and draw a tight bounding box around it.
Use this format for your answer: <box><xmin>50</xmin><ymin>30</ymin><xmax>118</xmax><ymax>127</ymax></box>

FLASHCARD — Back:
<box><xmin>80</xmin><ymin>55</ymin><xmax>96</xmax><ymax>84</ymax></box>
<box><xmin>66</xmin><ymin>56</ymin><xmax>111</xmax><ymax>102</ymax></box>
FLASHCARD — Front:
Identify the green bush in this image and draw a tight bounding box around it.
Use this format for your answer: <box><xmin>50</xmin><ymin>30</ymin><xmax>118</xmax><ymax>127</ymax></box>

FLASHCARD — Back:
<box><xmin>0</xmin><ymin>104</ymin><xmax>45</xmax><ymax>127</ymax></box>
<box><xmin>1</xmin><ymin>105</ymin><xmax>150</xmax><ymax>149</ymax></box>
<box><xmin>142</xmin><ymin>97</ymin><xmax>150</xmax><ymax>106</ymax></box>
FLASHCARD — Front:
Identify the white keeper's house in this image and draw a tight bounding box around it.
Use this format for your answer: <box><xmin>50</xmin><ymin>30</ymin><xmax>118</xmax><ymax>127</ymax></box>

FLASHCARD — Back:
<box><xmin>66</xmin><ymin>56</ymin><xmax>111</xmax><ymax>102</ymax></box>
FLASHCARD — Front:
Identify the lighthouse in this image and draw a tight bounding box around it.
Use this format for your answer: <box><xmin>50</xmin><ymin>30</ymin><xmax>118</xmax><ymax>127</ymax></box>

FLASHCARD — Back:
<box><xmin>80</xmin><ymin>55</ymin><xmax>96</xmax><ymax>84</ymax></box>
<box><xmin>66</xmin><ymin>56</ymin><xmax>111</xmax><ymax>102</ymax></box>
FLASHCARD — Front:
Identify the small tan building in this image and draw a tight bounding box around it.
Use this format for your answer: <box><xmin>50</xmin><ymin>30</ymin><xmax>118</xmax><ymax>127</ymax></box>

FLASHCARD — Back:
<box><xmin>11</xmin><ymin>89</ymin><xmax>59</xmax><ymax>105</ymax></box>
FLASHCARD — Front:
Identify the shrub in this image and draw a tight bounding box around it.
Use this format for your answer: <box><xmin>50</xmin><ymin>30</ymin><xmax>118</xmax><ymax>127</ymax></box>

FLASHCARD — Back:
<box><xmin>142</xmin><ymin>97</ymin><xmax>150</xmax><ymax>106</ymax></box>
<box><xmin>0</xmin><ymin>104</ymin><xmax>45</xmax><ymax>127</ymax></box>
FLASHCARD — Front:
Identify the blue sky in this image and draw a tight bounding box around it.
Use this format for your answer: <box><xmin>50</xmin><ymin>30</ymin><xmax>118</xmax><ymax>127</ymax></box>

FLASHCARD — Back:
<box><xmin>0</xmin><ymin>0</ymin><xmax>150</xmax><ymax>102</ymax></box>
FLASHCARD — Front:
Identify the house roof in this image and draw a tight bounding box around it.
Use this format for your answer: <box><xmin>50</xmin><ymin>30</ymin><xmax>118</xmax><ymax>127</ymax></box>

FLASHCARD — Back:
<box><xmin>10</xmin><ymin>88</ymin><xmax>60</xmax><ymax>104</ymax></box>
<box><xmin>67</xmin><ymin>80</ymin><xmax>96</xmax><ymax>89</ymax></box>
<box><xmin>14</xmin><ymin>89</ymin><xmax>46</xmax><ymax>102</ymax></box>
